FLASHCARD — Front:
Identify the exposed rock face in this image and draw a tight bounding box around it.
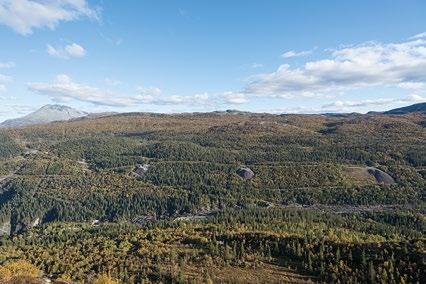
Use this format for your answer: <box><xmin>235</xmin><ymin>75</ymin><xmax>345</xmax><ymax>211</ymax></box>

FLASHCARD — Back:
<box><xmin>367</xmin><ymin>167</ymin><xmax>396</xmax><ymax>185</ymax></box>
<box><xmin>133</xmin><ymin>215</ymin><xmax>157</xmax><ymax>225</ymax></box>
<box><xmin>0</xmin><ymin>221</ymin><xmax>11</xmax><ymax>236</ymax></box>
<box><xmin>131</xmin><ymin>163</ymin><xmax>151</xmax><ymax>177</ymax></box>
<box><xmin>236</xmin><ymin>166</ymin><xmax>255</xmax><ymax>180</ymax></box>
<box><xmin>30</xmin><ymin>218</ymin><xmax>41</xmax><ymax>228</ymax></box>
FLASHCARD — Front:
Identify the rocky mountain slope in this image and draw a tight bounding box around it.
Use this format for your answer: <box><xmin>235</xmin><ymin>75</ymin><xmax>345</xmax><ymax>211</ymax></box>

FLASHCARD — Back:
<box><xmin>0</xmin><ymin>104</ymin><xmax>88</xmax><ymax>127</ymax></box>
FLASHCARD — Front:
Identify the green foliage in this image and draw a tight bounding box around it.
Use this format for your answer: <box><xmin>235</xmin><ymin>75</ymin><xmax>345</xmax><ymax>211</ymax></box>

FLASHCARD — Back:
<box><xmin>0</xmin><ymin>208</ymin><xmax>424</xmax><ymax>283</ymax></box>
<box><xmin>0</xmin><ymin>112</ymin><xmax>424</xmax><ymax>283</ymax></box>
<box><xmin>0</xmin><ymin>132</ymin><xmax>21</xmax><ymax>159</ymax></box>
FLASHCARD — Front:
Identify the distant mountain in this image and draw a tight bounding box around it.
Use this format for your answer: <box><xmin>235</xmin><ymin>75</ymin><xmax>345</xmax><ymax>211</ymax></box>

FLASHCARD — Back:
<box><xmin>0</xmin><ymin>105</ymin><xmax>88</xmax><ymax>127</ymax></box>
<box><xmin>384</xmin><ymin>102</ymin><xmax>426</xmax><ymax>115</ymax></box>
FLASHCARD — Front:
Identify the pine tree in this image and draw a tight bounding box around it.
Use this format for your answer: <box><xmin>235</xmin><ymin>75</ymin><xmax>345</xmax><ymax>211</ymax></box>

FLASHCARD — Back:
<box><xmin>361</xmin><ymin>249</ymin><xmax>367</xmax><ymax>267</ymax></box>
<box><xmin>368</xmin><ymin>261</ymin><xmax>376</xmax><ymax>284</ymax></box>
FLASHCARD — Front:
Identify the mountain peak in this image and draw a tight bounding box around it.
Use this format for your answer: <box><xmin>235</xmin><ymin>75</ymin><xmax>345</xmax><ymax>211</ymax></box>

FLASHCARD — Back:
<box><xmin>40</xmin><ymin>104</ymin><xmax>75</xmax><ymax>111</ymax></box>
<box><xmin>0</xmin><ymin>104</ymin><xmax>88</xmax><ymax>128</ymax></box>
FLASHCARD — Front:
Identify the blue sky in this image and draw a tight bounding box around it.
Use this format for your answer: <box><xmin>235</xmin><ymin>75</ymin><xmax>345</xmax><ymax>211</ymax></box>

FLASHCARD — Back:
<box><xmin>0</xmin><ymin>0</ymin><xmax>426</xmax><ymax>120</ymax></box>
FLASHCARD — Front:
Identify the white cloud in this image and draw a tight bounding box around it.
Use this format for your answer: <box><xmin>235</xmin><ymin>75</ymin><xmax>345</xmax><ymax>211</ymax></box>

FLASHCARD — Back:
<box><xmin>409</xmin><ymin>32</ymin><xmax>426</xmax><ymax>40</ymax></box>
<box><xmin>266</xmin><ymin>106</ymin><xmax>320</xmax><ymax>114</ymax></box>
<box><xmin>137</xmin><ymin>86</ymin><xmax>162</xmax><ymax>96</ymax></box>
<box><xmin>262</xmin><ymin>95</ymin><xmax>425</xmax><ymax>114</ymax></box>
<box><xmin>65</xmin><ymin>43</ymin><xmax>86</xmax><ymax>57</ymax></box>
<box><xmin>322</xmin><ymin>95</ymin><xmax>425</xmax><ymax>112</ymax></box>
<box><xmin>409</xmin><ymin>94</ymin><xmax>426</xmax><ymax>101</ymax></box>
<box><xmin>0</xmin><ymin>0</ymin><xmax>100</xmax><ymax>35</ymax></box>
<box><xmin>397</xmin><ymin>82</ymin><xmax>425</xmax><ymax>90</ymax></box>
<box><xmin>28</xmin><ymin>75</ymin><xmax>211</xmax><ymax>107</ymax></box>
<box><xmin>246</xmin><ymin>35</ymin><xmax>426</xmax><ymax>98</ymax></box>
<box><xmin>0</xmin><ymin>62</ymin><xmax>13</xmax><ymax>91</ymax></box>
<box><xmin>281</xmin><ymin>50</ymin><xmax>312</xmax><ymax>58</ymax></box>
<box><xmin>222</xmin><ymin>92</ymin><xmax>248</xmax><ymax>104</ymax></box>
<box><xmin>28</xmin><ymin>74</ymin><xmax>133</xmax><ymax>107</ymax></box>
<box><xmin>135</xmin><ymin>93</ymin><xmax>210</xmax><ymax>106</ymax></box>
<box><xmin>47</xmin><ymin>43</ymin><xmax>86</xmax><ymax>58</ymax></box>
<box><xmin>133</xmin><ymin>95</ymin><xmax>154</xmax><ymax>104</ymax></box>
<box><xmin>47</xmin><ymin>45</ymin><xmax>64</xmax><ymax>57</ymax></box>
<box><xmin>0</xmin><ymin>61</ymin><xmax>14</xmax><ymax>68</ymax></box>
<box><xmin>0</xmin><ymin>104</ymin><xmax>37</xmax><ymax>120</ymax></box>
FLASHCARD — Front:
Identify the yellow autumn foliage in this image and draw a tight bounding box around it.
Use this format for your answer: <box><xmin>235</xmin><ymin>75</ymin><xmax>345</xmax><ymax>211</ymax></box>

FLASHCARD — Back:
<box><xmin>92</xmin><ymin>274</ymin><xmax>120</xmax><ymax>284</ymax></box>
<box><xmin>0</xmin><ymin>259</ymin><xmax>41</xmax><ymax>281</ymax></box>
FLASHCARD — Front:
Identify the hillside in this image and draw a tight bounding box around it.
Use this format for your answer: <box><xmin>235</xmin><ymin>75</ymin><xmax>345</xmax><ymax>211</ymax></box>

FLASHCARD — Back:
<box><xmin>0</xmin><ymin>111</ymin><xmax>424</xmax><ymax>283</ymax></box>
<box><xmin>384</xmin><ymin>102</ymin><xmax>426</xmax><ymax>114</ymax></box>
<box><xmin>0</xmin><ymin>104</ymin><xmax>87</xmax><ymax>128</ymax></box>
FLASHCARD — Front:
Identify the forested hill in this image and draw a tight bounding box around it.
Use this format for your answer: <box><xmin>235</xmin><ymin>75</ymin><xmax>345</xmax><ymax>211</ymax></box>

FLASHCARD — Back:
<box><xmin>384</xmin><ymin>102</ymin><xmax>426</xmax><ymax>115</ymax></box>
<box><xmin>0</xmin><ymin>111</ymin><xmax>424</xmax><ymax>283</ymax></box>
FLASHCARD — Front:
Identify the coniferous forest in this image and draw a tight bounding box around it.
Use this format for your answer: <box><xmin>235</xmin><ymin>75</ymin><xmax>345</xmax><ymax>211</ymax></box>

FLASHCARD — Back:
<box><xmin>0</xmin><ymin>111</ymin><xmax>424</xmax><ymax>283</ymax></box>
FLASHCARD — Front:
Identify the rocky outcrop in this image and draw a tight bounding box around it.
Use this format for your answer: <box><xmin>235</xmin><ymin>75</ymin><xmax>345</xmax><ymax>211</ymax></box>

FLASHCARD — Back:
<box><xmin>9</xmin><ymin>215</ymin><xmax>43</xmax><ymax>235</ymax></box>
<box><xmin>131</xmin><ymin>163</ymin><xmax>151</xmax><ymax>177</ymax></box>
<box><xmin>0</xmin><ymin>221</ymin><xmax>11</xmax><ymax>236</ymax></box>
<box><xmin>236</xmin><ymin>166</ymin><xmax>255</xmax><ymax>180</ymax></box>
<box><xmin>367</xmin><ymin>167</ymin><xmax>396</xmax><ymax>185</ymax></box>
<box><xmin>30</xmin><ymin>218</ymin><xmax>41</xmax><ymax>228</ymax></box>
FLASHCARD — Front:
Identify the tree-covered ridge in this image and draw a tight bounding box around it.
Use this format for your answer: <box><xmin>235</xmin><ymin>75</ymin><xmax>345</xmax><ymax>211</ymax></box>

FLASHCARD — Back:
<box><xmin>0</xmin><ymin>132</ymin><xmax>21</xmax><ymax>159</ymax></box>
<box><xmin>0</xmin><ymin>208</ymin><xmax>424</xmax><ymax>283</ymax></box>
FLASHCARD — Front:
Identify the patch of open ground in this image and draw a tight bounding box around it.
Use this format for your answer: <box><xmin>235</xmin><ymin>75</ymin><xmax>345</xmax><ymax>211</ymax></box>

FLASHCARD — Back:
<box><xmin>184</xmin><ymin>262</ymin><xmax>315</xmax><ymax>283</ymax></box>
<box><xmin>343</xmin><ymin>166</ymin><xmax>395</xmax><ymax>185</ymax></box>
